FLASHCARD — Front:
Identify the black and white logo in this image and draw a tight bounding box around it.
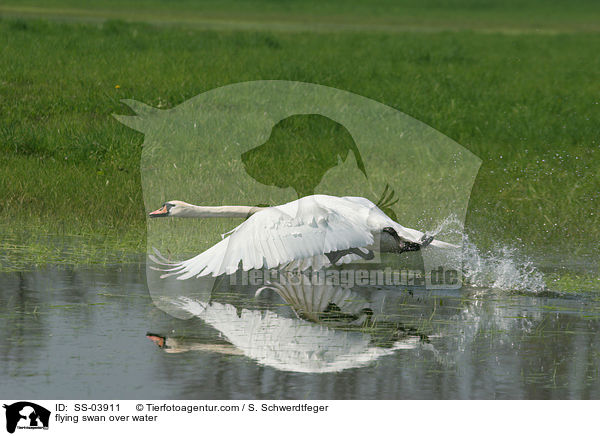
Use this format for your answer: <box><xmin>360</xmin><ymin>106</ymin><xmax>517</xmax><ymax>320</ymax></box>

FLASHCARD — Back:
<box><xmin>3</xmin><ymin>402</ymin><xmax>50</xmax><ymax>434</ymax></box>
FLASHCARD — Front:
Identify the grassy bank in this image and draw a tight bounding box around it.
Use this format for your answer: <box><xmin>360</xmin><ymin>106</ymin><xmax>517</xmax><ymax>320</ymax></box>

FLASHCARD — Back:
<box><xmin>2</xmin><ymin>0</ymin><xmax>600</xmax><ymax>33</ymax></box>
<box><xmin>1</xmin><ymin>9</ymin><xmax>599</xmax><ymax>268</ymax></box>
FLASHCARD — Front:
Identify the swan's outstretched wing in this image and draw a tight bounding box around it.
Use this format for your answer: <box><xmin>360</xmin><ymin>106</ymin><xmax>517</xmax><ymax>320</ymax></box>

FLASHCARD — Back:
<box><xmin>255</xmin><ymin>281</ymin><xmax>371</xmax><ymax>323</ymax></box>
<box><xmin>151</xmin><ymin>197</ymin><xmax>375</xmax><ymax>279</ymax></box>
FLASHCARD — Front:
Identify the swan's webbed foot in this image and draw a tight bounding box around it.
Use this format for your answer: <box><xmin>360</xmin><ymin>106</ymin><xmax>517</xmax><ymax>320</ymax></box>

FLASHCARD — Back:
<box><xmin>400</xmin><ymin>240</ymin><xmax>422</xmax><ymax>252</ymax></box>
<box><xmin>383</xmin><ymin>227</ymin><xmax>435</xmax><ymax>253</ymax></box>
<box><xmin>420</xmin><ymin>234</ymin><xmax>434</xmax><ymax>248</ymax></box>
<box><xmin>400</xmin><ymin>234</ymin><xmax>434</xmax><ymax>252</ymax></box>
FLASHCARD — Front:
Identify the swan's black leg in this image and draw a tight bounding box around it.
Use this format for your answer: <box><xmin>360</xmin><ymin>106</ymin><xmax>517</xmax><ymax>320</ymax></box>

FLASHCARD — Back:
<box><xmin>350</xmin><ymin>247</ymin><xmax>375</xmax><ymax>260</ymax></box>
<box><xmin>326</xmin><ymin>248</ymin><xmax>375</xmax><ymax>264</ymax></box>
<box><xmin>326</xmin><ymin>250</ymin><xmax>346</xmax><ymax>265</ymax></box>
<box><xmin>383</xmin><ymin>227</ymin><xmax>401</xmax><ymax>244</ymax></box>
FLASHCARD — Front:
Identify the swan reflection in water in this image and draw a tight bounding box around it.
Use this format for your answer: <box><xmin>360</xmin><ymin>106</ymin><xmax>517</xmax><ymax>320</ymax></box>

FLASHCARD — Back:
<box><xmin>146</xmin><ymin>279</ymin><xmax>432</xmax><ymax>373</ymax></box>
<box><xmin>146</xmin><ymin>267</ymin><xmax>563</xmax><ymax>376</ymax></box>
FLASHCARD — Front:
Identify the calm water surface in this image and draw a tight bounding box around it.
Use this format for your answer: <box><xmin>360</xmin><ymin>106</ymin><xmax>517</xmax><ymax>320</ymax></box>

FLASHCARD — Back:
<box><xmin>1</xmin><ymin>261</ymin><xmax>599</xmax><ymax>399</ymax></box>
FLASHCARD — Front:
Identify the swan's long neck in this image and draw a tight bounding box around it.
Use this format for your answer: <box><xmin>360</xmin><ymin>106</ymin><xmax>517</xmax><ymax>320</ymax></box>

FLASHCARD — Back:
<box><xmin>178</xmin><ymin>203</ymin><xmax>264</xmax><ymax>218</ymax></box>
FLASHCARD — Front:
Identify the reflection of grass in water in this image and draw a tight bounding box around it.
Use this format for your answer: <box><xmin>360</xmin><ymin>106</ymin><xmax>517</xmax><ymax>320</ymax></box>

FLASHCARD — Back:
<box><xmin>1</xmin><ymin>16</ymin><xmax>599</xmax><ymax>270</ymax></box>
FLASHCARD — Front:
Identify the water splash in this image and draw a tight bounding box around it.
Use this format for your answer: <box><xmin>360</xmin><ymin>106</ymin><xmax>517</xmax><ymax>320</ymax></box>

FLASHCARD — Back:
<box><xmin>428</xmin><ymin>215</ymin><xmax>546</xmax><ymax>293</ymax></box>
<box><xmin>461</xmin><ymin>235</ymin><xmax>546</xmax><ymax>293</ymax></box>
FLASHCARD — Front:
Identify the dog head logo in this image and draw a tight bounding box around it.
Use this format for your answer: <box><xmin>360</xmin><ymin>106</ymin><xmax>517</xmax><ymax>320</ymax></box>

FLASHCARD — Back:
<box><xmin>115</xmin><ymin>80</ymin><xmax>481</xmax><ymax>317</ymax></box>
<box><xmin>3</xmin><ymin>402</ymin><xmax>50</xmax><ymax>434</ymax></box>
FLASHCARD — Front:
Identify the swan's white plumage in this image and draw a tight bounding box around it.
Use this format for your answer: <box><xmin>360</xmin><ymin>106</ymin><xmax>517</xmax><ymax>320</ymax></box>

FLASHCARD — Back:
<box><xmin>150</xmin><ymin>195</ymin><xmax>456</xmax><ymax>279</ymax></box>
<box><xmin>255</xmin><ymin>281</ymin><xmax>371</xmax><ymax>323</ymax></box>
<box><xmin>172</xmin><ymin>297</ymin><xmax>415</xmax><ymax>373</ymax></box>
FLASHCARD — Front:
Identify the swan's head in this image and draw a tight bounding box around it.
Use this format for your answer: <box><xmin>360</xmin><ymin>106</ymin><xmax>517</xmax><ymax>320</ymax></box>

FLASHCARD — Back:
<box><xmin>149</xmin><ymin>200</ymin><xmax>189</xmax><ymax>218</ymax></box>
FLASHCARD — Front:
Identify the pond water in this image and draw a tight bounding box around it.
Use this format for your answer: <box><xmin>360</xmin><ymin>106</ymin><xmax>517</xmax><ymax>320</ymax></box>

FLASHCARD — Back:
<box><xmin>1</xmin><ymin>250</ymin><xmax>599</xmax><ymax>400</ymax></box>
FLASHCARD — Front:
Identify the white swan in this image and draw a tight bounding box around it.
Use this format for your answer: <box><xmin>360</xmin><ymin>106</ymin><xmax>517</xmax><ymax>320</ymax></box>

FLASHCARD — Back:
<box><xmin>149</xmin><ymin>194</ymin><xmax>457</xmax><ymax>278</ymax></box>
<box><xmin>149</xmin><ymin>297</ymin><xmax>421</xmax><ymax>373</ymax></box>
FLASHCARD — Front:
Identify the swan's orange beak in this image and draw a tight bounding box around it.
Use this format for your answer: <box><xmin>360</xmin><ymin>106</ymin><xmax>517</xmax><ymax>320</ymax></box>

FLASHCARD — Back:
<box><xmin>149</xmin><ymin>205</ymin><xmax>168</xmax><ymax>218</ymax></box>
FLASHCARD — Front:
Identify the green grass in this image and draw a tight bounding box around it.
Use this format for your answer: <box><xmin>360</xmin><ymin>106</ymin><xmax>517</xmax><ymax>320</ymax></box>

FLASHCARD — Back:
<box><xmin>2</xmin><ymin>0</ymin><xmax>600</xmax><ymax>32</ymax></box>
<box><xmin>0</xmin><ymin>3</ymin><xmax>599</xmax><ymax>272</ymax></box>
<box><xmin>546</xmin><ymin>272</ymin><xmax>600</xmax><ymax>295</ymax></box>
